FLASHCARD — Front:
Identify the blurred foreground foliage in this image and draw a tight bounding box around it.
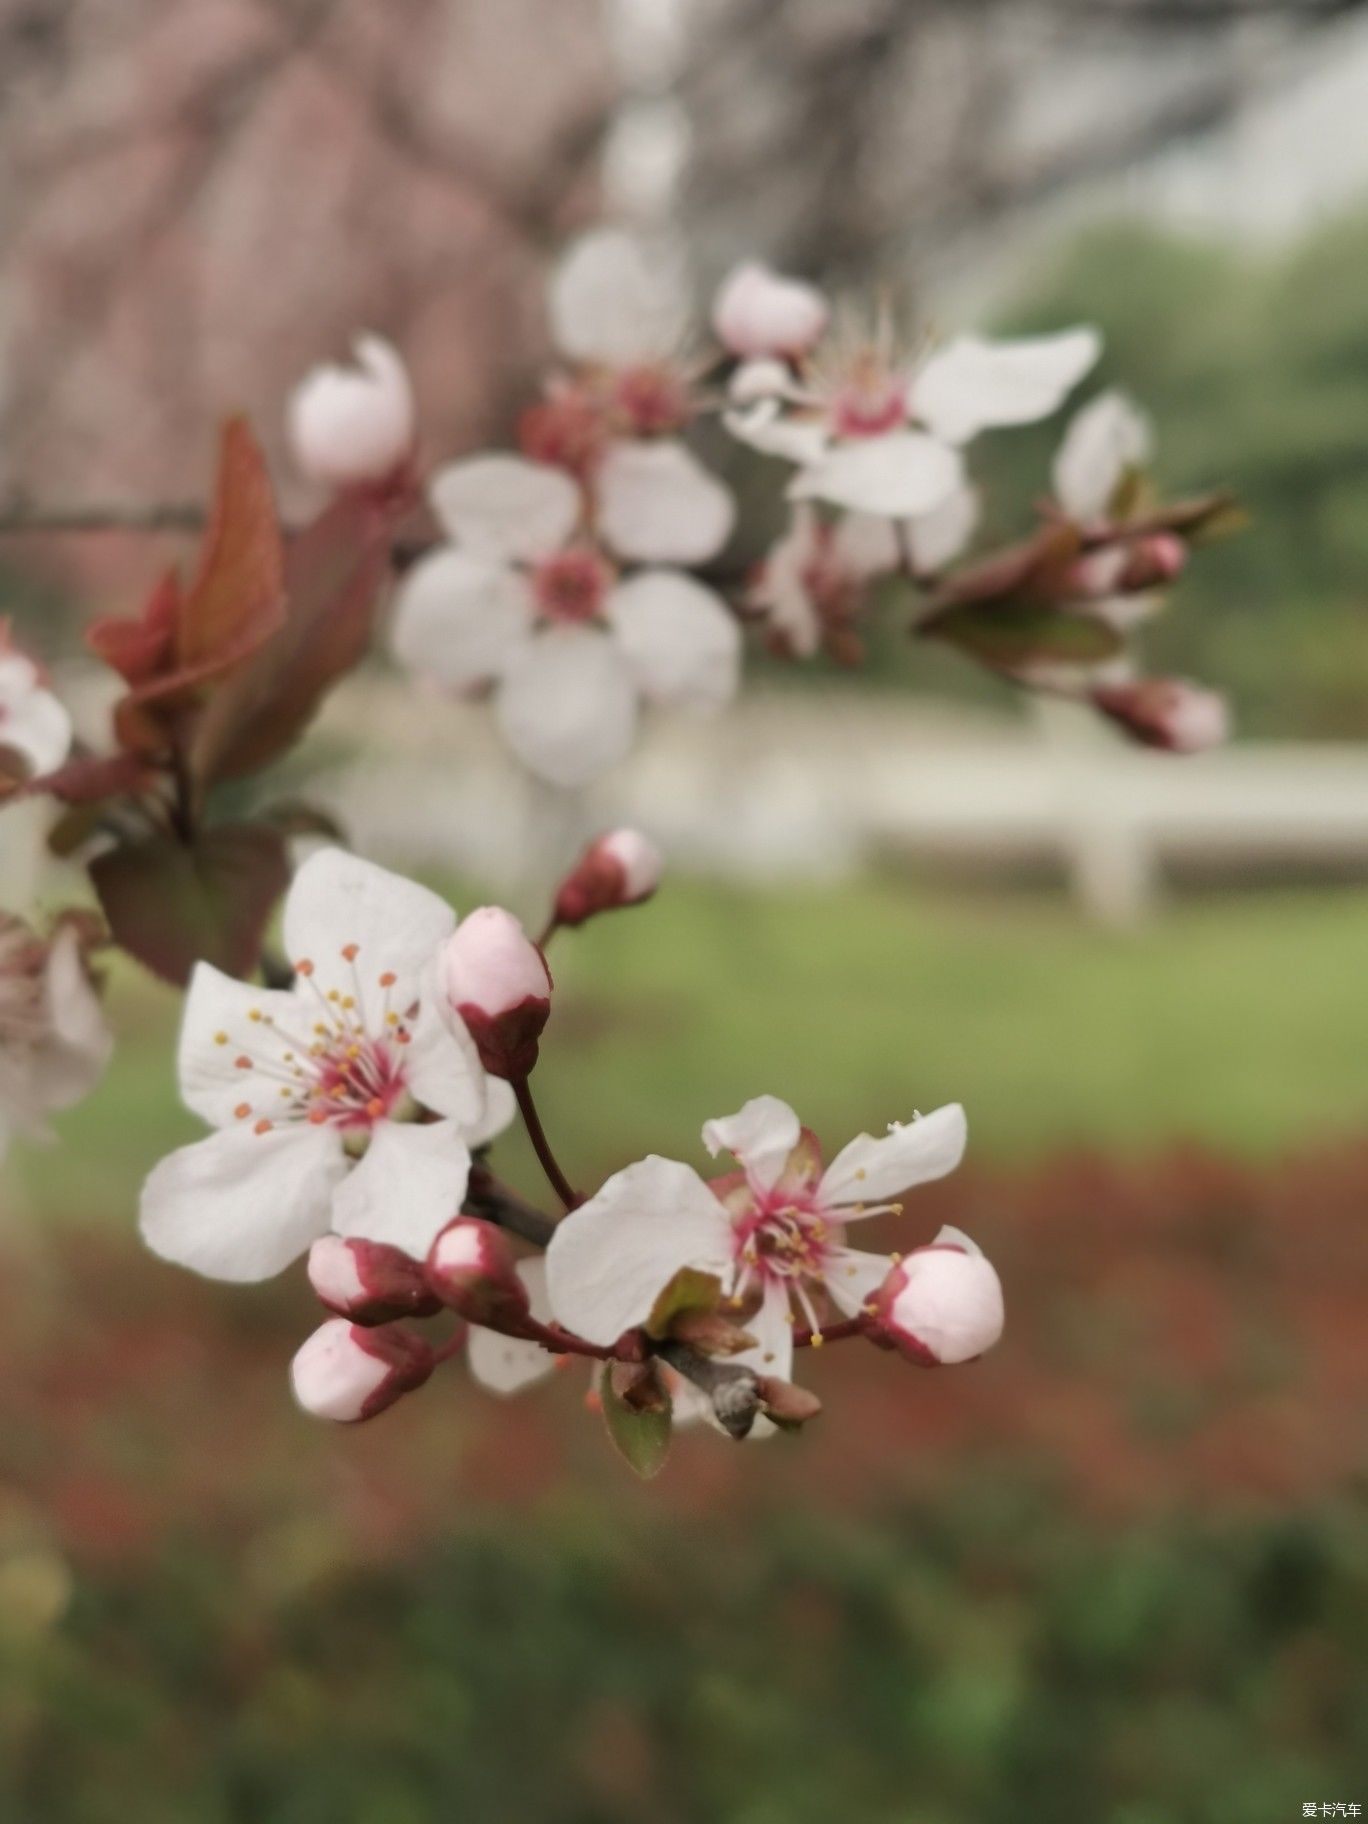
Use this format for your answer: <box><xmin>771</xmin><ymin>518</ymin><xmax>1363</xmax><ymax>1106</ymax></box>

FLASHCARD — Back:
<box><xmin>1</xmin><ymin>1494</ymin><xmax>1362</xmax><ymax>1823</ymax></box>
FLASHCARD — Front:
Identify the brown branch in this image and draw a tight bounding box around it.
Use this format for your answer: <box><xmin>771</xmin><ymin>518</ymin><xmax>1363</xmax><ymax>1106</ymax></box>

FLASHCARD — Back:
<box><xmin>653</xmin><ymin>1339</ymin><xmax>765</xmax><ymax>1440</ymax></box>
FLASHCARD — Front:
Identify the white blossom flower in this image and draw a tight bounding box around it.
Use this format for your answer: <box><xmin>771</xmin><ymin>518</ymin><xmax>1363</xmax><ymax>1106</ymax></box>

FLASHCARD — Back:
<box><xmin>0</xmin><ymin>916</ymin><xmax>111</xmax><ymax>1160</ymax></box>
<box><xmin>139</xmin><ymin>849</ymin><xmax>513</xmax><ymax>1282</ymax></box>
<box><xmin>712</xmin><ymin>262</ymin><xmax>829</xmax><ymax>360</ymax></box>
<box><xmin>287</xmin><ymin>334</ymin><xmax>416</xmax><ymax>490</ymax></box>
<box><xmin>1052</xmin><ymin>390</ymin><xmax>1152</xmax><ymax>526</ymax></box>
<box><xmin>726</xmin><ymin>310</ymin><xmax>1099</xmax><ymax>523</ymax></box>
<box><xmin>0</xmin><ymin>629</ymin><xmax>72</xmax><ymax>780</ymax></box>
<box><xmin>545</xmin><ymin>1096</ymin><xmax>969</xmax><ymax>1411</ymax></box>
<box><xmin>391</xmin><ymin>454</ymin><xmax>740</xmax><ymax>788</ymax></box>
<box><xmin>873</xmin><ymin>1227</ymin><xmax>1004</xmax><ymax>1365</ymax></box>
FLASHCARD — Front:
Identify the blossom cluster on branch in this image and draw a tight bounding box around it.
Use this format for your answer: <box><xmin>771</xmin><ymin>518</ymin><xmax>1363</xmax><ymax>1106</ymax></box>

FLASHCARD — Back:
<box><xmin>0</xmin><ymin>223</ymin><xmax>1239</xmax><ymax>1471</ymax></box>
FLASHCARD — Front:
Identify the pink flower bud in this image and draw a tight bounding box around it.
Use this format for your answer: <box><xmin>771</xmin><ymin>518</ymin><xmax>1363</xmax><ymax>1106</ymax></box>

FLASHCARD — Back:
<box><xmin>872</xmin><ymin>1229</ymin><xmax>1004</xmax><ymax>1367</ymax></box>
<box><xmin>1092</xmin><ymin>678</ymin><xmax>1229</xmax><ymax>753</ymax></box>
<box><xmin>712</xmin><ymin>263</ymin><xmax>828</xmax><ymax>359</ymax></box>
<box><xmin>290</xmin><ymin>1319</ymin><xmax>434</xmax><ymax>1422</ymax></box>
<box><xmin>436</xmin><ymin>907</ymin><xmax>552</xmax><ymax>1079</ymax></box>
<box><xmin>307</xmin><ymin>1235</ymin><xmax>440</xmax><ymax>1325</ymax></box>
<box><xmin>1116</xmin><ymin>532</ymin><xmax>1187</xmax><ymax>592</ymax></box>
<box><xmin>554</xmin><ymin>828</ymin><xmax>665</xmax><ymax>928</ymax></box>
<box><xmin>287</xmin><ymin>334</ymin><xmax>415</xmax><ymax>490</ymax></box>
<box><xmin>426</xmin><ymin>1217</ymin><xmax>531</xmax><ymax>1330</ymax></box>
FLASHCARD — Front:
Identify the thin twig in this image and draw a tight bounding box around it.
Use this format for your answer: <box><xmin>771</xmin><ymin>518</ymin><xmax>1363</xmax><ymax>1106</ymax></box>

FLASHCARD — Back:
<box><xmin>513</xmin><ymin>1077</ymin><xmax>580</xmax><ymax>1213</ymax></box>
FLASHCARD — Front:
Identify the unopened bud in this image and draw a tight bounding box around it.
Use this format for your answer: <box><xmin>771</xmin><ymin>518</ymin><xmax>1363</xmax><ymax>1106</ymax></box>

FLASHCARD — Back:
<box><xmin>290</xmin><ymin>1318</ymin><xmax>433</xmax><ymax>1422</ymax></box>
<box><xmin>1116</xmin><ymin>532</ymin><xmax>1187</xmax><ymax>592</ymax></box>
<box><xmin>1093</xmin><ymin>678</ymin><xmax>1229</xmax><ymax>753</ymax></box>
<box><xmin>554</xmin><ymin>828</ymin><xmax>665</xmax><ymax>928</ymax></box>
<box><xmin>307</xmin><ymin>1234</ymin><xmax>440</xmax><ymax>1325</ymax></box>
<box><xmin>755</xmin><ymin>1375</ymin><xmax>823</xmax><ymax>1427</ymax></box>
<box><xmin>872</xmin><ymin>1227</ymin><xmax>1004</xmax><ymax>1367</ymax></box>
<box><xmin>426</xmin><ymin>1217</ymin><xmax>531</xmax><ymax>1330</ymax></box>
<box><xmin>712</xmin><ymin>263</ymin><xmax>828</xmax><ymax>360</ymax></box>
<box><xmin>287</xmin><ymin>334</ymin><xmax>415</xmax><ymax>490</ymax></box>
<box><xmin>436</xmin><ymin>907</ymin><xmax>552</xmax><ymax>1079</ymax></box>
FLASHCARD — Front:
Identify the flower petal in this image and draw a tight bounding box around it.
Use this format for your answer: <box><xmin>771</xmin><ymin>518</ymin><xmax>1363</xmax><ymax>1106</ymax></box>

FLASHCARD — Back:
<box><xmin>829</xmin><ymin>511</ymin><xmax>902</xmax><ymax>579</ymax></box>
<box><xmin>0</xmin><ymin>659</ymin><xmax>71</xmax><ymax>774</ymax></box>
<box><xmin>545</xmin><ymin>1155</ymin><xmax>734</xmax><ymax>1347</ymax></box>
<box><xmin>467</xmin><ymin>1258</ymin><xmax>556</xmax><ymax>1395</ymax></box>
<box><xmin>30</xmin><ymin>926</ymin><xmax>112</xmax><ymax>1110</ymax></box>
<box><xmin>1052</xmin><ymin>389</ymin><xmax>1152</xmax><ymax>523</ymax></box>
<box><xmin>140</xmin><ymin>1123</ymin><xmax>345</xmax><ymax>1281</ymax></box>
<box><xmin>390</xmin><ymin>547</ymin><xmax>535</xmax><ymax>693</ymax></box>
<box><xmin>702</xmin><ymin>1096</ymin><xmax>802</xmax><ymax>1194</ymax></box>
<box><xmin>596</xmin><ymin>440</ymin><xmax>735</xmax><ymax>566</ymax></box>
<box><xmin>404</xmin><ymin>981</ymin><xmax>489</xmax><ymax>1132</ymax></box>
<box><xmin>176</xmin><ymin>962</ymin><xmax>305</xmax><ymax>1127</ymax></box>
<box><xmin>825</xmin><ymin>1245</ymin><xmax>896</xmax><ymax>1318</ymax></box>
<box><xmin>494</xmin><ymin>628</ymin><xmax>638</xmax><ymax>788</ymax></box>
<box><xmin>429</xmin><ymin>455</ymin><xmax>582</xmax><ymax>562</ymax></box>
<box><xmin>605</xmin><ymin>572</ymin><xmax>741</xmax><ymax>713</ymax></box>
<box><xmin>283</xmin><ymin>848</ymin><xmax>455</xmax><ymax>1014</ymax></box>
<box><xmin>727</xmin><ymin>1281</ymin><xmax>795</xmax><ymax>1438</ymax></box>
<box><xmin>330</xmin><ymin>1119</ymin><xmax>471</xmax><ymax>1258</ymax></box>
<box><xmin>724</xmin><ymin>399</ymin><xmax>830</xmax><ymax>465</ymax></box>
<box><xmin>819</xmin><ymin>1103</ymin><xmax>967</xmax><ymax>1210</ymax></box>
<box><xmin>789</xmin><ymin>432</ymin><xmax>963</xmax><ymax>519</ymax></box>
<box><xmin>548</xmin><ymin>229</ymin><xmax>690</xmax><ymax>366</ymax></box>
<box><xmin>912</xmin><ymin>328</ymin><xmax>1101</xmax><ymax>445</ymax></box>
<box><xmin>901</xmin><ymin>483</ymin><xmax>979</xmax><ymax>575</ymax></box>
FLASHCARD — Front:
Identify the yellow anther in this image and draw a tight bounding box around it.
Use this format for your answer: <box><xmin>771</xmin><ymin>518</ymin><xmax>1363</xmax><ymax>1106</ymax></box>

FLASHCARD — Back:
<box><xmin>249</xmin><ymin>1009</ymin><xmax>262</xmax><ymax>1023</ymax></box>
<box><xmin>214</xmin><ymin>1033</ymin><xmax>228</xmax><ymax>1046</ymax></box>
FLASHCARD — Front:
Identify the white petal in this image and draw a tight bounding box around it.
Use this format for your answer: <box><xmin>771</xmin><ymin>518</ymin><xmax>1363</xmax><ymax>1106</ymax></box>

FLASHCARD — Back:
<box><xmin>825</xmin><ymin>1245</ymin><xmax>896</xmax><ymax>1318</ymax></box>
<box><xmin>901</xmin><ymin>483</ymin><xmax>979</xmax><ymax>574</ymax></box>
<box><xmin>545</xmin><ymin>1155</ymin><xmax>734</xmax><ymax>1347</ymax></box>
<box><xmin>390</xmin><ymin>547</ymin><xmax>535</xmax><ymax>693</ymax></box>
<box><xmin>429</xmin><ymin>455</ymin><xmax>582</xmax><ymax>562</ymax></box>
<box><xmin>605</xmin><ymin>572</ymin><xmax>740</xmax><ymax>713</ymax></box>
<box><xmin>494</xmin><ymin>628</ymin><xmax>638</xmax><ymax>788</ymax></box>
<box><xmin>0</xmin><ymin>673</ymin><xmax>71</xmax><ymax>774</ymax></box>
<box><xmin>727</xmin><ymin>1281</ymin><xmax>795</xmax><ymax>1438</ymax></box>
<box><xmin>467</xmin><ymin>1258</ymin><xmax>555</xmax><ymax>1395</ymax></box>
<box><xmin>287</xmin><ymin>334</ymin><xmax>415</xmax><ymax>489</ymax></box>
<box><xmin>596</xmin><ymin>440</ymin><xmax>735</xmax><ymax>566</ymax></box>
<box><xmin>330</xmin><ymin>1119</ymin><xmax>471</xmax><ymax>1258</ymax></box>
<box><xmin>1053</xmin><ymin>389</ymin><xmax>1152</xmax><ymax>523</ymax></box>
<box><xmin>789</xmin><ymin>432</ymin><xmax>963</xmax><ymax>519</ymax></box>
<box><xmin>30</xmin><ymin>926</ymin><xmax>111</xmax><ymax>1110</ymax></box>
<box><xmin>829</xmin><ymin>511</ymin><xmax>902</xmax><ymax>580</ymax></box>
<box><xmin>724</xmin><ymin>399</ymin><xmax>830</xmax><ymax>465</ymax></box>
<box><xmin>404</xmin><ymin>981</ymin><xmax>489</xmax><ymax>1131</ymax></box>
<box><xmin>463</xmin><ymin>1075</ymin><xmax>516</xmax><ymax>1149</ymax></box>
<box><xmin>711</xmin><ymin>262</ymin><xmax>828</xmax><ymax>360</ymax></box>
<box><xmin>701</xmin><ymin>1095</ymin><xmax>801</xmax><ymax>1194</ymax></box>
<box><xmin>176</xmin><ymin>963</ymin><xmax>305</xmax><ymax>1127</ymax></box>
<box><xmin>751</xmin><ymin>512</ymin><xmax>823</xmax><ymax>657</ymax></box>
<box><xmin>912</xmin><ymin>328</ymin><xmax>1101</xmax><ymax>445</ymax></box>
<box><xmin>819</xmin><ymin>1103</ymin><xmax>967</xmax><ymax>1209</ymax></box>
<box><xmin>932</xmin><ymin>1223</ymin><xmax>983</xmax><ymax>1257</ymax></box>
<box><xmin>283</xmin><ymin>848</ymin><xmax>455</xmax><ymax>1014</ymax></box>
<box><xmin>548</xmin><ymin>229</ymin><xmax>690</xmax><ymax>366</ymax></box>
<box><xmin>140</xmin><ymin>1124</ymin><xmax>345</xmax><ymax>1282</ymax></box>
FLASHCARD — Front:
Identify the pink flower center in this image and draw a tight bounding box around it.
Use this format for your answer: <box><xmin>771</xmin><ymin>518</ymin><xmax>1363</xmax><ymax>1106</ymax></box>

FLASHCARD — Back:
<box><xmin>612</xmin><ymin>363</ymin><xmax>693</xmax><ymax>436</ymax></box>
<box><xmin>531</xmin><ymin>550</ymin><xmax>614</xmax><ymax>625</ymax></box>
<box><xmin>828</xmin><ymin>352</ymin><xmax>908</xmax><ymax>440</ymax></box>
<box><xmin>731</xmin><ymin>1190</ymin><xmax>835</xmax><ymax>1290</ymax></box>
<box><xmin>220</xmin><ymin>949</ymin><xmax>415</xmax><ymax>1137</ymax></box>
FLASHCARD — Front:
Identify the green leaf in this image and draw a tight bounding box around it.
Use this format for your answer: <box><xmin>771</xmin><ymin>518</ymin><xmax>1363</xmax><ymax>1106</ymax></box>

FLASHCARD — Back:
<box><xmin>91</xmin><ymin>823</ymin><xmax>289</xmax><ymax>987</ymax></box>
<box><xmin>927</xmin><ymin>601</ymin><xmax>1124</xmax><ymax>670</ymax></box>
<box><xmin>600</xmin><ymin>1367</ymin><xmax>672</xmax><ymax>1480</ymax></box>
<box><xmin>645</xmin><ymin>1267</ymin><xmax>724</xmax><ymax>1340</ymax></box>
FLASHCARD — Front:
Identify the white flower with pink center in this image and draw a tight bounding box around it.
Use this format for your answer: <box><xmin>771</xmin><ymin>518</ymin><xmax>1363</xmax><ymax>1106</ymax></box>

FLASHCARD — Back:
<box><xmin>139</xmin><ymin>849</ymin><xmax>513</xmax><ymax>1282</ymax></box>
<box><xmin>724</xmin><ymin>302</ymin><xmax>1099</xmax><ymax>529</ymax></box>
<box><xmin>545</xmin><ymin>1095</ymin><xmax>969</xmax><ymax>1406</ymax></box>
<box><xmin>0</xmin><ymin>627</ymin><xmax>72</xmax><ymax>782</ymax></box>
<box><xmin>390</xmin><ymin>453</ymin><xmax>740</xmax><ymax>788</ymax></box>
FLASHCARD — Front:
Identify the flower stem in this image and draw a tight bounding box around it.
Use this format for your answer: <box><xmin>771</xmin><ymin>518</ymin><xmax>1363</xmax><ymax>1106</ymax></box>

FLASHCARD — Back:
<box><xmin>513</xmin><ymin>1076</ymin><xmax>579</xmax><ymax>1212</ymax></box>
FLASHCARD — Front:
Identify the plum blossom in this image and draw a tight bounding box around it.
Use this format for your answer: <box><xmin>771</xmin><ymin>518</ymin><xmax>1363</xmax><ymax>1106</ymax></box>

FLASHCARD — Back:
<box><xmin>0</xmin><ymin>914</ymin><xmax>111</xmax><ymax>1160</ymax></box>
<box><xmin>554</xmin><ymin>828</ymin><xmax>664</xmax><ymax>927</ymax></box>
<box><xmin>873</xmin><ymin>1227</ymin><xmax>1004</xmax><ymax>1365</ymax></box>
<box><xmin>545</xmin><ymin>1095</ymin><xmax>970</xmax><ymax>1406</ymax></box>
<box><xmin>139</xmin><ymin>849</ymin><xmax>513</xmax><ymax>1282</ymax></box>
<box><xmin>724</xmin><ymin>298</ymin><xmax>1098</xmax><ymax>527</ymax></box>
<box><xmin>0</xmin><ymin>627</ymin><xmax>72</xmax><ymax>782</ymax></box>
<box><xmin>390</xmin><ymin>454</ymin><xmax>740</xmax><ymax>788</ymax></box>
<box><xmin>287</xmin><ymin>334</ymin><xmax>415</xmax><ymax>491</ymax></box>
<box><xmin>291</xmin><ymin>1317</ymin><xmax>433</xmax><ymax>1422</ymax></box>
